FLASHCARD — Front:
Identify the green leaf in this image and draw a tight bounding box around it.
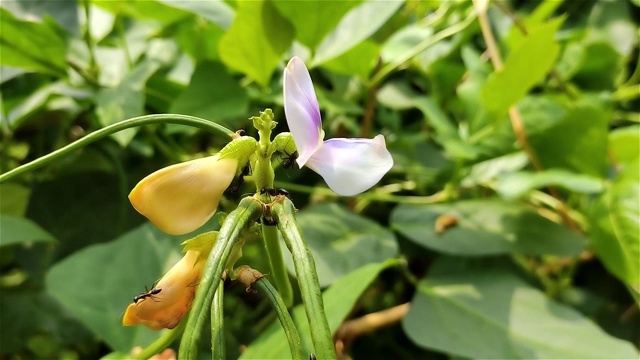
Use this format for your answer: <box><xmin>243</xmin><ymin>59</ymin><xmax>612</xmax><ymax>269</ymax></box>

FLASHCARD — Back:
<box><xmin>496</xmin><ymin>169</ymin><xmax>604</xmax><ymax>200</ymax></box>
<box><xmin>609</xmin><ymin>126</ymin><xmax>640</xmax><ymax>166</ymax></box>
<box><xmin>170</xmin><ymin>61</ymin><xmax>248</xmax><ymax>127</ymax></box>
<box><xmin>0</xmin><ymin>7</ymin><xmax>67</xmax><ymax>76</ymax></box>
<box><xmin>589</xmin><ymin>163</ymin><xmax>640</xmax><ymax>294</ymax></box>
<box><xmin>241</xmin><ymin>260</ymin><xmax>398</xmax><ymax>359</ymax></box>
<box><xmin>272</xmin><ymin>0</ymin><xmax>362</xmax><ymax>50</ymax></box>
<box><xmin>529</xmin><ymin>102</ymin><xmax>609</xmax><ymax>177</ymax></box>
<box><xmin>391</xmin><ymin>199</ymin><xmax>586</xmax><ymax>256</ymax></box>
<box><xmin>45</xmin><ymin>223</ymin><xmax>186</xmax><ymax>352</ymax></box>
<box><xmin>571</xmin><ymin>41</ymin><xmax>624</xmax><ymax>91</ymax></box>
<box><xmin>322</xmin><ymin>40</ymin><xmax>379</xmax><ymax>79</ymax></box>
<box><xmin>218</xmin><ymin>0</ymin><xmax>293</xmax><ymax>87</ymax></box>
<box><xmin>0</xmin><ymin>290</ymin><xmax>94</xmax><ymax>355</ymax></box>
<box><xmin>0</xmin><ymin>215</ymin><xmax>56</xmax><ymax>247</ymax></box>
<box><xmin>0</xmin><ymin>183</ymin><xmax>30</xmax><ymax>216</ymax></box>
<box><xmin>403</xmin><ymin>258</ymin><xmax>639</xmax><ymax>358</ymax></box>
<box><xmin>481</xmin><ymin>17</ymin><xmax>564</xmax><ymax>115</ymax></box>
<box><xmin>159</xmin><ymin>0</ymin><xmax>234</xmax><ymax>30</ymax></box>
<box><xmin>281</xmin><ymin>203</ymin><xmax>397</xmax><ymax>287</ymax></box>
<box><xmin>25</xmin><ymin>170</ymin><xmax>141</xmax><ymax>260</ymax></box>
<box><xmin>95</xmin><ymin>59</ymin><xmax>162</xmax><ymax>146</ymax></box>
<box><xmin>312</xmin><ymin>0</ymin><xmax>404</xmax><ymax>66</ymax></box>
<box><xmin>381</xmin><ymin>24</ymin><xmax>433</xmax><ymax>64</ymax></box>
<box><xmin>376</xmin><ymin>82</ymin><xmax>477</xmax><ymax>159</ymax></box>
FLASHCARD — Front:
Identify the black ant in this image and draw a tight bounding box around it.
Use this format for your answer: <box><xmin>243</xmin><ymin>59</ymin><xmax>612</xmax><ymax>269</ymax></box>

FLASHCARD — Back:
<box><xmin>259</xmin><ymin>187</ymin><xmax>290</xmax><ymax>198</ymax></box>
<box><xmin>281</xmin><ymin>150</ymin><xmax>298</xmax><ymax>169</ymax></box>
<box><xmin>133</xmin><ymin>286</ymin><xmax>162</xmax><ymax>304</ymax></box>
<box><xmin>227</xmin><ymin>163</ymin><xmax>251</xmax><ymax>194</ymax></box>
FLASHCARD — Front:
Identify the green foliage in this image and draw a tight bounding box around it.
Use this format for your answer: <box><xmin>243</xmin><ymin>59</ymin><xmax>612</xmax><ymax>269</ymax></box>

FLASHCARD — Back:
<box><xmin>1</xmin><ymin>0</ymin><xmax>638</xmax><ymax>359</ymax></box>
<box><xmin>403</xmin><ymin>258</ymin><xmax>639</xmax><ymax>358</ymax></box>
<box><xmin>281</xmin><ymin>203</ymin><xmax>397</xmax><ymax>287</ymax></box>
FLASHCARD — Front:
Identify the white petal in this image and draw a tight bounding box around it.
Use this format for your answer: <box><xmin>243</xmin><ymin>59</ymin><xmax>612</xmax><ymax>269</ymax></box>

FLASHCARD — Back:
<box><xmin>129</xmin><ymin>156</ymin><xmax>237</xmax><ymax>235</ymax></box>
<box><xmin>283</xmin><ymin>57</ymin><xmax>323</xmax><ymax>166</ymax></box>
<box><xmin>305</xmin><ymin>135</ymin><xmax>393</xmax><ymax>196</ymax></box>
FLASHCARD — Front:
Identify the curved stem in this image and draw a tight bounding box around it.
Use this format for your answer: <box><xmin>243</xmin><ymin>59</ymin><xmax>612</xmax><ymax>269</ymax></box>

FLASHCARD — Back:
<box><xmin>132</xmin><ymin>313</ymin><xmax>188</xmax><ymax>359</ymax></box>
<box><xmin>273</xmin><ymin>198</ymin><xmax>335</xmax><ymax>359</ymax></box>
<box><xmin>178</xmin><ymin>197</ymin><xmax>262</xmax><ymax>359</ymax></box>
<box><xmin>368</xmin><ymin>9</ymin><xmax>477</xmax><ymax>87</ymax></box>
<box><xmin>253</xmin><ymin>277</ymin><xmax>305</xmax><ymax>360</ymax></box>
<box><xmin>0</xmin><ymin>114</ymin><xmax>234</xmax><ymax>183</ymax></box>
<box><xmin>211</xmin><ymin>280</ymin><xmax>225</xmax><ymax>360</ymax></box>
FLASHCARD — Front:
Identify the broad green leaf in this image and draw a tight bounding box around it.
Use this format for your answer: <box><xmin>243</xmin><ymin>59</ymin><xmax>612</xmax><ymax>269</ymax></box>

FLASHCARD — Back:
<box><xmin>322</xmin><ymin>40</ymin><xmax>379</xmax><ymax>79</ymax></box>
<box><xmin>7</xmin><ymin>81</ymin><xmax>87</xmax><ymax>130</ymax></box>
<box><xmin>403</xmin><ymin>258</ymin><xmax>639</xmax><ymax>358</ymax></box>
<box><xmin>481</xmin><ymin>17</ymin><xmax>564</xmax><ymax>115</ymax></box>
<box><xmin>0</xmin><ymin>215</ymin><xmax>55</xmax><ymax>247</ymax></box>
<box><xmin>0</xmin><ymin>183</ymin><xmax>30</xmax><ymax>216</ymax></box>
<box><xmin>174</xmin><ymin>21</ymin><xmax>224</xmax><ymax>62</ymax></box>
<box><xmin>609</xmin><ymin>126</ymin><xmax>640</xmax><ymax>166</ymax></box>
<box><xmin>572</xmin><ymin>41</ymin><xmax>624</xmax><ymax>91</ymax></box>
<box><xmin>281</xmin><ymin>203</ymin><xmax>397</xmax><ymax>287</ymax></box>
<box><xmin>0</xmin><ymin>7</ymin><xmax>67</xmax><ymax>76</ymax></box>
<box><xmin>587</xmin><ymin>0</ymin><xmax>638</xmax><ymax>56</ymax></box>
<box><xmin>0</xmin><ymin>290</ymin><xmax>94</xmax><ymax>355</ymax></box>
<box><xmin>529</xmin><ymin>102</ymin><xmax>609</xmax><ymax>177</ymax></box>
<box><xmin>272</xmin><ymin>0</ymin><xmax>362</xmax><ymax>50</ymax></box>
<box><xmin>381</xmin><ymin>24</ymin><xmax>433</xmax><ymax>64</ymax></box>
<box><xmin>312</xmin><ymin>0</ymin><xmax>404</xmax><ymax>66</ymax></box>
<box><xmin>589</xmin><ymin>163</ymin><xmax>640</xmax><ymax>294</ymax></box>
<box><xmin>461</xmin><ymin>152</ymin><xmax>529</xmax><ymax>188</ymax></box>
<box><xmin>45</xmin><ymin>223</ymin><xmax>184</xmax><ymax>352</ymax></box>
<box><xmin>170</xmin><ymin>61</ymin><xmax>248</xmax><ymax>127</ymax></box>
<box><xmin>95</xmin><ymin>1</ymin><xmax>189</xmax><ymax>24</ymax></box>
<box><xmin>496</xmin><ymin>169</ymin><xmax>604</xmax><ymax>200</ymax></box>
<box><xmin>218</xmin><ymin>0</ymin><xmax>293</xmax><ymax>87</ymax></box>
<box><xmin>159</xmin><ymin>0</ymin><xmax>234</xmax><ymax>30</ymax></box>
<box><xmin>25</xmin><ymin>170</ymin><xmax>141</xmax><ymax>260</ymax></box>
<box><xmin>241</xmin><ymin>260</ymin><xmax>399</xmax><ymax>359</ymax></box>
<box><xmin>377</xmin><ymin>82</ymin><xmax>477</xmax><ymax>159</ymax></box>
<box><xmin>391</xmin><ymin>199</ymin><xmax>586</xmax><ymax>256</ymax></box>
<box><xmin>95</xmin><ymin>59</ymin><xmax>162</xmax><ymax>146</ymax></box>
<box><xmin>1</xmin><ymin>0</ymin><xmax>78</xmax><ymax>34</ymax></box>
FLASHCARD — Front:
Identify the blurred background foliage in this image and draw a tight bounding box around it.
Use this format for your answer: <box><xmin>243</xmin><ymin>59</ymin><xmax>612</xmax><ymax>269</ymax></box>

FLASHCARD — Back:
<box><xmin>0</xmin><ymin>0</ymin><xmax>639</xmax><ymax>359</ymax></box>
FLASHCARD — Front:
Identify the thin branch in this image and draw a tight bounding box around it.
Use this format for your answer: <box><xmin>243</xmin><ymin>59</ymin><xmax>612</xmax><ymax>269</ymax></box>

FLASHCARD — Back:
<box><xmin>474</xmin><ymin>1</ymin><xmax>579</xmax><ymax>231</ymax></box>
<box><xmin>334</xmin><ymin>303</ymin><xmax>410</xmax><ymax>351</ymax></box>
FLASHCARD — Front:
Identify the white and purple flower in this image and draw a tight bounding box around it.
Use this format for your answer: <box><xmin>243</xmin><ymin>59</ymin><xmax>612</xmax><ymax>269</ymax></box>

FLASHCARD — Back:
<box><xmin>283</xmin><ymin>57</ymin><xmax>393</xmax><ymax>196</ymax></box>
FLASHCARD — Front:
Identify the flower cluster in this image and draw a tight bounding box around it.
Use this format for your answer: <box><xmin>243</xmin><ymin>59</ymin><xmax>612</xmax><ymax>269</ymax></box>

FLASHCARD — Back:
<box><xmin>122</xmin><ymin>57</ymin><xmax>393</xmax><ymax>330</ymax></box>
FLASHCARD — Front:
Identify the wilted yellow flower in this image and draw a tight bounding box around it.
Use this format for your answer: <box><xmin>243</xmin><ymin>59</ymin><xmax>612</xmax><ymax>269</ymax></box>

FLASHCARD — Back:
<box><xmin>122</xmin><ymin>250</ymin><xmax>204</xmax><ymax>330</ymax></box>
<box><xmin>129</xmin><ymin>154</ymin><xmax>237</xmax><ymax>235</ymax></box>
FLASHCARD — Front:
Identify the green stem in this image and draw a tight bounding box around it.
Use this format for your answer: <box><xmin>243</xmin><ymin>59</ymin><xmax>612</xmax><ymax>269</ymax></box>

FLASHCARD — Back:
<box><xmin>262</xmin><ymin>224</ymin><xmax>294</xmax><ymax>307</ymax></box>
<box><xmin>178</xmin><ymin>197</ymin><xmax>262</xmax><ymax>359</ymax></box>
<box><xmin>368</xmin><ymin>9</ymin><xmax>477</xmax><ymax>87</ymax></box>
<box><xmin>132</xmin><ymin>313</ymin><xmax>188</xmax><ymax>359</ymax></box>
<box><xmin>0</xmin><ymin>114</ymin><xmax>233</xmax><ymax>183</ymax></box>
<box><xmin>253</xmin><ymin>277</ymin><xmax>305</xmax><ymax>360</ymax></box>
<box><xmin>211</xmin><ymin>280</ymin><xmax>225</xmax><ymax>360</ymax></box>
<box><xmin>273</xmin><ymin>198</ymin><xmax>335</xmax><ymax>359</ymax></box>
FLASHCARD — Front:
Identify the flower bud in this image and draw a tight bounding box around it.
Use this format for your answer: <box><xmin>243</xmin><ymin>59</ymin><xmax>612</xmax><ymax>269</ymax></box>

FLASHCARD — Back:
<box><xmin>123</xmin><ymin>250</ymin><xmax>204</xmax><ymax>330</ymax></box>
<box><xmin>129</xmin><ymin>154</ymin><xmax>238</xmax><ymax>235</ymax></box>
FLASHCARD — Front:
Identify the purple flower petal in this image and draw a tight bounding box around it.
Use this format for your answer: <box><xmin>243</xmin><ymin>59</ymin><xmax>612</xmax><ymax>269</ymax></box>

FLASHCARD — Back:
<box><xmin>283</xmin><ymin>57</ymin><xmax>323</xmax><ymax>166</ymax></box>
<box><xmin>305</xmin><ymin>135</ymin><xmax>394</xmax><ymax>196</ymax></box>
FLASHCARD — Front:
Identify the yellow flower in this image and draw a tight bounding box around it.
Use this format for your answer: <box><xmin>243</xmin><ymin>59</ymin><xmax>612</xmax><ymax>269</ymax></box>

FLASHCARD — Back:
<box><xmin>123</xmin><ymin>250</ymin><xmax>204</xmax><ymax>330</ymax></box>
<box><xmin>129</xmin><ymin>154</ymin><xmax>238</xmax><ymax>235</ymax></box>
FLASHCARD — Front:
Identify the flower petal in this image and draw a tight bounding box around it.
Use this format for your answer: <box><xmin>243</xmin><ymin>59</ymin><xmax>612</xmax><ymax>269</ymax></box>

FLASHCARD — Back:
<box><xmin>129</xmin><ymin>155</ymin><xmax>237</xmax><ymax>235</ymax></box>
<box><xmin>284</xmin><ymin>57</ymin><xmax>323</xmax><ymax>166</ymax></box>
<box><xmin>123</xmin><ymin>250</ymin><xmax>203</xmax><ymax>330</ymax></box>
<box><xmin>305</xmin><ymin>135</ymin><xmax>393</xmax><ymax>196</ymax></box>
